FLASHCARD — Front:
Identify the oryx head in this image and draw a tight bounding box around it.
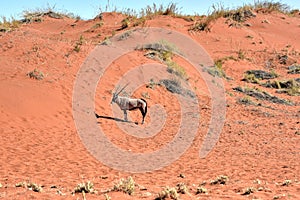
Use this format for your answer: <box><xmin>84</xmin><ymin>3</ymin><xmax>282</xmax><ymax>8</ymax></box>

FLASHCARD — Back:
<box><xmin>111</xmin><ymin>83</ymin><xmax>129</xmax><ymax>104</ymax></box>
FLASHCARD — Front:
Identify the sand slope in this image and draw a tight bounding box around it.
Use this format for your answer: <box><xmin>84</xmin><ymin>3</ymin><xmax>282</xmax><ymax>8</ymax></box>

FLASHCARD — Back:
<box><xmin>0</xmin><ymin>11</ymin><xmax>299</xmax><ymax>199</ymax></box>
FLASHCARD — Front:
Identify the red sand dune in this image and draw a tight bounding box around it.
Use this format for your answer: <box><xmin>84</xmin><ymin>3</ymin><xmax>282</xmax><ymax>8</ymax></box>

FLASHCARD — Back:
<box><xmin>0</xmin><ymin>10</ymin><xmax>299</xmax><ymax>199</ymax></box>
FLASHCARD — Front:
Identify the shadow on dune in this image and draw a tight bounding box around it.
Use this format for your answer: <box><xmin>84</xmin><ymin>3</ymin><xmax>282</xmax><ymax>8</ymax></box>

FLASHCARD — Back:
<box><xmin>94</xmin><ymin>112</ymin><xmax>138</xmax><ymax>125</ymax></box>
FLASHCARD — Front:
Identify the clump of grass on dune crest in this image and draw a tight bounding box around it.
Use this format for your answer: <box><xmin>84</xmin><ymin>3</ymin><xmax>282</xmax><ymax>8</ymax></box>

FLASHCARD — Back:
<box><xmin>190</xmin><ymin>1</ymin><xmax>294</xmax><ymax>32</ymax></box>
<box><xmin>253</xmin><ymin>1</ymin><xmax>291</xmax><ymax>14</ymax></box>
<box><xmin>22</xmin><ymin>5</ymin><xmax>80</xmax><ymax>23</ymax></box>
<box><xmin>114</xmin><ymin>3</ymin><xmax>183</xmax><ymax>30</ymax></box>
<box><xmin>0</xmin><ymin>16</ymin><xmax>20</xmax><ymax>32</ymax></box>
<box><xmin>139</xmin><ymin>3</ymin><xmax>181</xmax><ymax>18</ymax></box>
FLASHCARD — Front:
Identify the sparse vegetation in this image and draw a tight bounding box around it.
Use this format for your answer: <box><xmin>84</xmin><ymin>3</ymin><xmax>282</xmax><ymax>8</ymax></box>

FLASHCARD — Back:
<box><xmin>238</xmin><ymin>96</ymin><xmax>257</xmax><ymax>106</ymax></box>
<box><xmin>146</xmin><ymin>78</ymin><xmax>159</xmax><ymax>89</ymax></box>
<box><xmin>101</xmin><ymin>37</ymin><xmax>112</xmax><ymax>45</ymax></box>
<box><xmin>156</xmin><ymin>187</ymin><xmax>179</xmax><ymax>200</ymax></box>
<box><xmin>15</xmin><ymin>181</ymin><xmax>43</xmax><ymax>192</ymax></box>
<box><xmin>27</xmin><ymin>69</ymin><xmax>44</xmax><ymax>80</ymax></box>
<box><xmin>190</xmin><ymin>1</ymin><xmax>294</xmax><ymax>32</ymax></box>
<box><xmin>196</xmin><ymin>186</ymin><xmax>208</xmax><ymax>194</ymax></box>
<box><xmin>118</xmin><ymin>30</ymin><xmax>133</xmax><ymax>41</ymax></box>
<box><xmin>74</xmin><ymin>181</ymin><xmax>95</xmax><ymax>194</ymax></box>
<box><xmin>74</xmin><ymin>35</ymin><xmax>84</xmax><ymax>52</ymax></box>
<box><xmin>104</xmin><ymin>193</ymin><xmax>111</xmax><ymax>200</ymax></box>
<box><xmin>254</xmin><ymin>1</ymin><xmax>291</xmax><ymax>14</ymax></box>
<box><xmin>137</xmin><ymin>40</ymin><xmax>187</xmax><ymax>80</ymax></box>
<box><xmin>288</xmin><ymin>64</ymin><xmax>300</xmax><ymax>74</ymax></box>
<box><xmin>167</xmin><ymin>61</ymin><xmax>187</xmax><ymax>79</ymax></box>
<box><xmin>139</xmin><ymin>3</ymin><xmax>181</xmax><ymax>19</ymax></box>
<box><xmin>22</xmin><ymin>6</ymin><xmax>80</xmax><ymax>23</ymax></box>
<box><xmin>120</xmin><ymin>17</ymin><xmax>131</xmax><ymax>30</ymax></box>
<box><xmin>263</xmin><ymin>79</ymin><xmax>300</xmax><ymax>96</ymax></box>
<box><xmin>210</xmin><ymin>175</ymin><xmax>229</xmax><ymax>185</ymax></box>
<box><xmin>205</xmin><ymin>59</ymin><xmax>227</xmax><ymax>78</ymax></box>
<box><xmin>233</xmin><ymin>86</ymin><xmax>293</xmax><ymax>105</ymax></box>
<box><xmin>242</xmin><ymin>70</ymin><xmax>278</xmax><ymax>84</ymax></box>
<box><xmin>0</xmin><ymin>16</ymin><xmax>20</xmax><ymax>32</ymax></box>
<box><xmin>241</xmin><ymin>187</ymin><xmax>256</xmax><ymax>195</ymax></box>
<box><xmin>141</xmin><ymin>92</ymin><xmax>150</xmax><ymax>99</ymax></box>
<box><xmin>243</xmin><ymin>73</ymin><xmax>261</xmax><ymax>84</ymax></box>
<box><xmin>113</xmin><ymin>176</ymin><xmax>135</xmax><ymax>195</ymax></box>
<box><xmin>282</xmin><ymin>179</ymin><xmax>292</xmax><ymax>186</ymax></box>
<box><xmin>159</xmin><ymin>78</ymin><xmax>195</xmax><ymax>98</ymax></box>
<box><xmin>176</xmin><ymin>183</ymin><xmax>188</xmax><ymax>194</ymax></box>
<box><xmin>244</xmin><ymin>70</ymin><xmax>278</xmax><ymax>80</ymax></box>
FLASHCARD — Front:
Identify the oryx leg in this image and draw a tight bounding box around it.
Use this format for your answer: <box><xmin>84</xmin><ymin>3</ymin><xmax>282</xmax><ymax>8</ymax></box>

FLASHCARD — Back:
<box><xmin>123</xmin><ymin>110</ymin><xmax>128</xmax><ymax>121</ymax></box>
<box><xmin>139</xmin><ymin>107</ymin><xmax>145</xmax><ymax>124</ymax></box>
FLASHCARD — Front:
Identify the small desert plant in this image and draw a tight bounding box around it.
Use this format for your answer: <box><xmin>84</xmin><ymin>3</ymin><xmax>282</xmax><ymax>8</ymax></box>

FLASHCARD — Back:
<box><xmin>288</xmin><ymin>64</ymin><xmax>300</xmax><ymax>74</ymax></box>
<box><xmin>15</xmin><ymin>181</ymin><xmax>43</xmax><ymax>192</ymax></box>
<box><xmin>238</xmin><ymin>96</ymin><xmax>256</xmax><ymax>106</ymax></box>
<box><xmin>0</xmin><ymin>16</ymin><xmax>20</xmax><ymax>32</ymax></box>
<box><xmin>113</xmin><ymin>176</ymin><xmax>135</xmax><ymax>195</ymax></box>
<box><xmin>160</xmin><ymin>78</ymin><xmax>182</xmax><ymax>94</ymax></box>
<box><xmin>139</xmin><ymin>3</ymin><xmax>181</xmax><ymax>19</ymax></box>
<box><xmin>22</xmin><ymin>5</ymin><xmax>80</xmax><ymax>23</ymax></box>
<box><xmin>166</xmin><ymin>61</ymin><xmax>187</xmax><ymax>79</ymax></box>
<box><xmin>74</xmin><ymin>181</ymin><xmax>95</xmax><ymax>193</ymax></box>
<box><xmin>27</xmin><ymin>69</ymin><xmax>44</xmax><ymax>80</ymax></box>
<box><xmin>27</xmin><ymin>182</ymin><xmax>43</xmax><ymax>192</ymax></box>
<box><xmin>74</xmin><ymin>35</ymin><xmax>84</xmax><ymax>52</ymax></box>
<box><xmin>176</xmin><ymin>183</ymin><xmax>188</xmax><ymax>194</ymax></box>
<box><xmin>243</xmin><ymin>73</ymin><xmax>261</xmax><ymax>84</ymax></box>
<box><xmin>104</xmin><ymin>193</ymin><xmax>111</xmax><ymax>200</ymax></box>
<box><xmin>92</xmin><ymin>22</ymin><xmax>104</xmax><ymax>29</ymax></box>
<box><xmin>233</xmin><ymin>86</ymin><xmax>293</xmax><ymax>105</ymax></box>
<box><xmin>264</xmin><ymin>79</ymin><xmax>300</xmax><ymax>96</ymax></box>
<box><xmin>281</xmin><ymin>180</ymin><xmax>292</xmax><ymax>186</ymax></box>
<box><xmin>243</xmin><ymin>70</ymin><xmax>278</xmax><ymax>80</ymax></box>
<box><xmin>156</xmin><ymin>187</ymin><xmax>179</xmax><ymax>200</ymax></box>
<box><xmin>190</xmin><ymin>3</ymin><xmax>255</xmax><ymax>31</ymax></box>
<box><xmin>141</xmin><ymin>92</ymin><xmax>150</xmax><ymax>99</ymax></box>
<box><xmin>138</xmin><ymin>40</ymin><xmax>186</xmax><ymax>79</ymax></box>
<box><xmin>238</xmin><ymin>49</ymin><xmax>246</xmax><ymax>60</ymax></box>
<box><xmin>101</xmin><ymin>37</ymin><xmax>112</xmax><ymax>45</ymax></box>
<box><xmin>118</xmin><ymin>30</ymin><xmax>133</xmax><ymax>41</ymax></box>
<box><xmin>241</xmin><ymin>187</ymin><xmax>256</xmax><ymax>195</ymax></box>
<box><xmin>196</xmin><ymin>186</ymin><xmax>208</xmax><ymax>194</ymax></box>
<box><xmin>120</xmin><ymin>17</ymin><xmax>131</xmax><ymax>29</ymax></box>
<box><xmin>146</xmin><ymin>78</ymin><xmax>159</xmax><ymax>89</ymax></box>
<box><xmin>253</xmin><ymin>1</ymin><xmax>290</xmax><ymax>14</ymax></box>
<box><xmin>137</xmin><ymin>39</ymin><xmax>181</xmax><ymax>56</ymax></box>
<box><xmin>210</xmin><ymin>175</ymin><xmax>229</xmax><ymax>185</ymax></box>
<box><xmin>206</xmin><ymin>59</ymin><xmax>227</xmax><ymax>78</ymax></box>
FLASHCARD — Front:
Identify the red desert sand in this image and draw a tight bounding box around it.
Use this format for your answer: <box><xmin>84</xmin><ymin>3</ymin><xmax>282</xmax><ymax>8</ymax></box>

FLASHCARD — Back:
<box><xmin>0</xmin><ymin>9</ymin><xmax>299</xmax><ymax>200</ymax></box>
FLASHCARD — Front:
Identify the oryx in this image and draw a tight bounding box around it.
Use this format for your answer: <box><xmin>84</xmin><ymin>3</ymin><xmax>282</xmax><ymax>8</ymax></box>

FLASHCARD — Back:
<box><xmin>111</xmin><ymin>84</ymin><xmax>147</xmax><ymax>124</ymax></box>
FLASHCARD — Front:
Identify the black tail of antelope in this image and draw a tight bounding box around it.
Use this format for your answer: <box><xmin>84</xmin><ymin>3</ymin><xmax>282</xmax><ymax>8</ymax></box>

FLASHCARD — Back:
<box><xmin>139</xmin><ymin>98</ymin><xmax>147</xmax><ymax>124</ymax></box>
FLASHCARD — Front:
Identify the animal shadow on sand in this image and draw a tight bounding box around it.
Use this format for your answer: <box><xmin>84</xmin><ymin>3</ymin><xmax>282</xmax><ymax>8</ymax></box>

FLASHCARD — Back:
<box><xmin>95</xmin><ymin>112</ymin><xmax>138</xmax><ymax>125</ymax></box>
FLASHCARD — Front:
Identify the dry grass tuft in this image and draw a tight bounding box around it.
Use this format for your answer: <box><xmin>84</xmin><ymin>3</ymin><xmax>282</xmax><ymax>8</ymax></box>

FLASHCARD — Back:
<box><xmin>210</xmin><ymin>175</ymin><xmax>229</xmax><ymax>185</ymax></box>
<box><xmin>27</xmin><ymin>69</ymin><xmax>44</xmax><ymax>80</ymax></box>
<box><xmin>15</xmin><ymin>181</ymin><xmax>43</xmax><ymax>192</ymax></box>
<box><xmin>113</xmin><ymin>176</ymin><xmax>135</xmax><ymax>195</ymax></box>
<box><xmin>156</xmin><ymin>186</ymin><xmax>179</xmax><ymax>200</ymax></box>
<box><xmin>74</xmin><ymin>181</ymin><xmax>95</xmax><ymax>194</ymax></box>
